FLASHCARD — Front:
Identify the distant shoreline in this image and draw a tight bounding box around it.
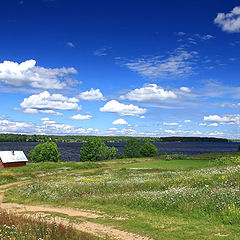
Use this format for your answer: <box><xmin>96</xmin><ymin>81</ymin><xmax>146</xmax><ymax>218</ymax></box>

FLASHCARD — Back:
<box><xmin>0</xmin><ymin>133</ymin><xmax>229</xmax><ymax>143</ymax></box>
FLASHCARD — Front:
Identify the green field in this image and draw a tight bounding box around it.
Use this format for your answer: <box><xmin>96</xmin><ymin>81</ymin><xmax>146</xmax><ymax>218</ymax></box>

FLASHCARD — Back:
<box><xmin>118</xmin><ymin>159</ymin><xmax>211</xmax><ymax>169</ymax></box>
<box><xmin>1</xmin><ymin>154</ymin><xmax>240</xmax><ymax>239</ymax></box>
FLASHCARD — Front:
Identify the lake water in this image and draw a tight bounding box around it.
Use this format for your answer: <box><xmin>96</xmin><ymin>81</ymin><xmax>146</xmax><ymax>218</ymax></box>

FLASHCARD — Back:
<box><xmin>0</xmin><ymin>142</ymin><xmax>239</xmax><ymax>162</ymax></box>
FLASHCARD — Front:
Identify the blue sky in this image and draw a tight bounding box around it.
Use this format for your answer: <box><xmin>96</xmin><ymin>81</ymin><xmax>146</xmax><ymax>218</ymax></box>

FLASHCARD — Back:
<box><xmin>1</xmin><ymin>0</ymin><xmax>240</xmax><ymax>138</ymax></box>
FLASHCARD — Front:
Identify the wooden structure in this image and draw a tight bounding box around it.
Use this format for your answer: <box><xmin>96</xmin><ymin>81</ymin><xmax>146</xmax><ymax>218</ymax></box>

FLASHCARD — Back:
<box><xmin>0</xmin><ymin>151</ymin><xmax>28</xmax><ymax>168</ymax></box>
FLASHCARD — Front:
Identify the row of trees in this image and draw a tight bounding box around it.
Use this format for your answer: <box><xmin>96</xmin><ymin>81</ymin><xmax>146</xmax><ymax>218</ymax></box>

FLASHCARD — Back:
<box><xmin>28</xmin><ymin>138</ymin><xmax>159</xmax><ymax>162</ymax></box>
<box><xmin>0</xmin><ymin>133</ymin><xmax>229</xmax><ymax>143</ymax></box>
<box><xmin>79</xmin><ymin>138</ymin><xmax>158</xmax><ymax>161</ymax></box>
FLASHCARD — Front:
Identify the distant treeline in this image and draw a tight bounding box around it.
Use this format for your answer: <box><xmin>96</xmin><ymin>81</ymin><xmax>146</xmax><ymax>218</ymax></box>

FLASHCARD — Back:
<box><xmin>0</xmin><ymin>134</ymin><xmax>229</xmax><ymax>143</ymax></box>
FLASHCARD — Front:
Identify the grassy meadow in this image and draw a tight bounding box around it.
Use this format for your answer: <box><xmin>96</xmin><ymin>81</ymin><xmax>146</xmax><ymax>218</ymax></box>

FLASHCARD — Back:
<box><xmin>1</xmin><ymin>152</ymin><xmax>240</xmax><ymax>239</ymax></box>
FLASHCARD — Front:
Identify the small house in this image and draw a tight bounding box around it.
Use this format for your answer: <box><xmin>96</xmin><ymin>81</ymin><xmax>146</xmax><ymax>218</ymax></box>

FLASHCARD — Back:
<box><xmin>0</xmin><ymin>151</ymin><xmax>28</xmax><ymax>168</ymax></box>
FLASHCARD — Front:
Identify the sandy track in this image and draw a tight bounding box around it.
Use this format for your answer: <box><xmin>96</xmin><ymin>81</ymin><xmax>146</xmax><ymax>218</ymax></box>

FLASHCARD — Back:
<box><xmin>1</xmin><ymin>202</ymin><xmax>106</xmax><ymax>219</ymax></box>
<box><xmin>0</xmin><ymin>181</ymin><xmax>151</xmax><ymax>240</ymax></box>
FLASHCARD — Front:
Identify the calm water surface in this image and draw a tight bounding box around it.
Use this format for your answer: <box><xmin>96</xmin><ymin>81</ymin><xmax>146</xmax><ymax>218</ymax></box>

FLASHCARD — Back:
<box><xmin>0</xmin><ymin>142</ymin><xmax>239</xmax><ymax>162</ymax></box>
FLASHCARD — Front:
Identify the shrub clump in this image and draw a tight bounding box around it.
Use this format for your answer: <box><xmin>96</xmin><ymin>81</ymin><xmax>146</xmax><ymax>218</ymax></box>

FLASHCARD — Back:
<box><xmin>80</xmin><ymin>138</ymin><xmax>118</xmax><ymax>161</ymax></box>
<box><xmin>123</xmin><ymin>139</ymin><xmax>141</xmax><ymax>158</ymax></box>
<box><xmin>28</xmin><ymin>142</ymin><xmax>61</xmax><ymax>163</ymax></box>
<box><xmin>140</xmin><ymin>141</ymin><xmax>158</xmax><ymax>157</ymax></box>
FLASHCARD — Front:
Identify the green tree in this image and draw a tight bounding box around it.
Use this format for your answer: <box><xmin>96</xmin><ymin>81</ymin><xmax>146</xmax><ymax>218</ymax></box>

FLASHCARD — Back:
<box><xmin>123</xmin><ymin>139</ymin><xmax>141</xmax><ymax>158</ymax></box>
<box><xmin>140</xmin><ymin>141</ymin><xmax>158</xmax><ymax>157</ymax></box>
<box><xmin>28</xmin><ymin>142</ymin><xmax>61</xmax><ymax>162</ymax></box>
<box><xmin>80</xmin><ymin>138</ymin><xmax>118</xmax><ymax>161</ymax></box>
<box><xmin>96</xmin><ymin>145</ymin><xmax>118</xmax><ymax>161</ymax></box>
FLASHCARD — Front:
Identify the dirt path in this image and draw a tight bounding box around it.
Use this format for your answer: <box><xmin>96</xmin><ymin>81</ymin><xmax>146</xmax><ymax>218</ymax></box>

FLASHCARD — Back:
<box><xmin>0</xmin><ymin>182</ymin><xmax>151</xmax><ymax>240</ymax></box>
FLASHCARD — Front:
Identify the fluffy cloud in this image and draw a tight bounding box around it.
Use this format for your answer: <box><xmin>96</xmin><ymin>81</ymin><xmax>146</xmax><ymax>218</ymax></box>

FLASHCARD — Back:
<box><xmin>38</xmin><ymin>118</ymin><xmax>99</xmax><ymax>135</ymax></box>
<box><xmin>0</xmin><ymin>119</ymin><xmax>35</xmax><ymax>134</ymax></box>
<box><xmin>112</xmin><ymin>118</ymin><xmax>128</xmax><ymax>125</ymax></box>
<box><xmin>22</xmin><ymin>108</ymin><xmax>38</xmax><ymax>114</ymax></box>
<box><xmin>120</xmin><ymin>128</ymin><xmax>137</xmax><ymax>135</ymax></box>
<box><xmin>0</xmin><ymin>60</ymin><xmax>77</xmax><ymax>89</ymax></box>
<box><xmin>22</xmin><ymin>108</ymin><xmax>62</xmax><ymax>115</ymax></box>
<box><xmin>208</xmin><ymin>123</ymin><xmax>219</xmax><ymax>127</ymax></box>
<box><xmin>120</xmin><ymin>84</ymin><xmax>177</xmax><ymax>101</ymax></box>
<box><xmin>184</xmin><ymin>120</ymin><xmax>191</xmax><ymax>123</ymax></box>
<box><xmin>100</xmin><ymin>100</ymin><xmax>147</xmax><ymax>116</ymax></box>
<box><xmin>118</xmin><ymin>48</ymin><xmax>198</xmax><ymax>79</ymax></box>
<box><xmin>204</xmin><ymin>114</ymin><xmax>240</xmax><ymax>125</ymax></box>
<box><xmin>39</xmin><ymin>110</ymin><xmax>63</xmax><ymax>115</ymax></box>
<box><xmin>6</xmin><ymin>118</ymin><xmax>97</xmax><ymax>135</ymax></box>
<box><xmin>214</xmin><ymin>6</ymin><xmax>240</xmax><ymax>33</ymax></box>
<box><xmin>71</xmin><ymin>114</ymin><xmax>93</xmax><ymax>120</ymax></box>
<box><xmin>180</xmin><ymin>86</ymin><xmax>191</xmax><ymax>93</ymax></box>
<box><xmin>20</xmin><ymin>91</ymin><xmax>80</xmax><ymax>114</ymax></box>
<box><xmin>41</xmin><ymin>118</ymin><xmax>57</xmax><ymax>125</ymax></box>
<box><xmin>78</xmin><ymin>88</ymin><xmax>106</xmax><ymax>101</ymax></box>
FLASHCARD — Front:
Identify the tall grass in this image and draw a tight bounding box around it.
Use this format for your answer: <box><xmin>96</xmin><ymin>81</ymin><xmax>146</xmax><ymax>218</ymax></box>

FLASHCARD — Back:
<box><xmin>0</xmin><ymin>210</ymin><xmax>97</xmax><ymax>240</ymax></box>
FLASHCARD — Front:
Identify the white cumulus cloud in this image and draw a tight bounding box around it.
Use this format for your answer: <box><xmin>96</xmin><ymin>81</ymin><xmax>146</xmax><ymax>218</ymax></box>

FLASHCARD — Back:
<box><xmin>100</xmin><ymin>100</ymin><xmax>147</xmax><ymax>116</ymax></box>
<box><xmin>208</xmin><ymin>123</ymin><xmax>219</xmax><ymax>127</ymax></box>
<box><xmin>20</xmin><ymin>91</ymin><xmax>80</xmax><ymax>114</ymax></box>
<box><xmin>0</xmin><ymin>60</ymin><xmax>77</xmax><ymax>89</ymax></box>
<box><xmin>204</xmin><ymin>114</ymin><xmax>240</xmax><ymax>125</ymax></box>
<box><xmin>120</xmin><ymin>84</ymin><xmax>177</xmax><ymax>101</ymax></box>
<box><xmin>71</xmin><ymin>114</ymin><xmax>93</xmax><ymax>120</ymax></box>
<box><xmin>214</xmin><ymin>6</ymin><xmax>240</xmax><ymax>33</ymax></box>
<box><xmin>78</xmin><ymin>88</ymin><xmax>106</xmax><ymax>101</ymax></box>
<box><xmin>112</xmin><ymin>118</ymin><xmax>128</xmax><ymax>125</ymax></box>
<box><xmin>0</xmin><ymin>119</ymin><xmax>35</xmax><ymax>134</ymax></box>
<box><xmin>180</xmin><ymin>86</ymin><xmax>191</xmax><ymax>93</ymax></box>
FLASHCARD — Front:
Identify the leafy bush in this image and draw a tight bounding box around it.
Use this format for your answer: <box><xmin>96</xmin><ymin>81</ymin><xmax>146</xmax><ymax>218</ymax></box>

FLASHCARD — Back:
<box><xmin>28</xmin><ymin>142</ymin><xmax>61</xmax><ymax>163</ymax></box>
<box><xmin>80</xmin><ymin>138</ymin><xmax>118</xmax><ymax>161</ymax></box>
<box><xmin>96</xmin><ymin>145</ymin><xmax>118</xmax><ymax>161</ymax></box>
<box><xmin>140</xmin><ymin>141</ymin><xmax>158</xmax><ymax>157</ymax></box>
<box><xmin>123</xmin><ymin>139</ymin><xmax>141</xmax><ymax>158</ymax></box>
<box><xmin>105</xmin><ymin>146</ymin><xmax>119</xmax><ymax>160</ymax></box>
